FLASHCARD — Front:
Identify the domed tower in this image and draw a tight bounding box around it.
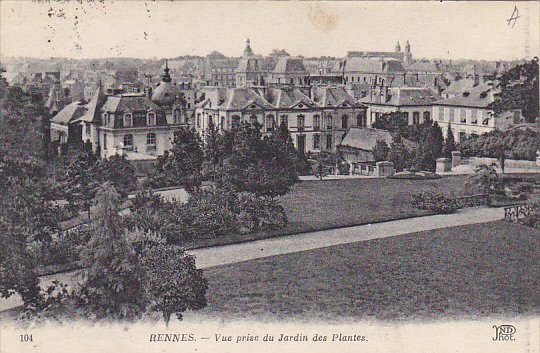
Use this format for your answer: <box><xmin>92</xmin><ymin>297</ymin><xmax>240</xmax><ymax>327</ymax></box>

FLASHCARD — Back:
<box><xmin>395</xmin><ymin>41</ymin><xmax>401</xmax><ymax>53</ymax></box>
<box><xmin>242</xmin><ymin>38</ymin><xmax>254</xmax><ymax>58</ymax></box>
<box><xmin>151</xmin><ymin>60</ymin><xmax>178</xmax><ymax>107</ymax></box>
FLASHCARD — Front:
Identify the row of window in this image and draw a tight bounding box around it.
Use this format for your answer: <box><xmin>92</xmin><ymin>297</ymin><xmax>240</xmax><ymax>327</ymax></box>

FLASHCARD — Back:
<box><xmin>436</xmin><ymin>108</ymin><xmax>490</xmax><ymax>126</ymax></box>
<box><xmin>103</xmin><ymin>112</ymin><xmax>157</xmax><ymax>127</ymax></box>
<box><xmin>103</xmin><ymin>133</ymin><xmax>156</xmax><ymax>151</ymax></box>
<box><xmin>196</xmin><ymin>113</ymin><xmax>367</xmax><ymax>130</ymax></box>
<box><xmin>297</xmin><ymin>134</ymin><xmax>333</xmax><ymax>152</ymax></box>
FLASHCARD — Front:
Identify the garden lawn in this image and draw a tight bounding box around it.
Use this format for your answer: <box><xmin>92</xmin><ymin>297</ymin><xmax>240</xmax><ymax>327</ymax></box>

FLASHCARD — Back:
<box><xmin>201</xmin><ymin>221</ymin><xmax>540</xmax><ymax>321</ymax></box>
<box><xmin>186</xmin><ymin>175</ymin><xmax>482</xmax><ymax>248</ymax></box>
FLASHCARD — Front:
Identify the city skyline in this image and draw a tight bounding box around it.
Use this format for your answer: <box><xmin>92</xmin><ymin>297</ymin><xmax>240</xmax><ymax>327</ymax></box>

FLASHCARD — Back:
<box><xmin>1</xmin><ymin>1</ymin><xmax>539</xmax><ymax>61</ymax></box>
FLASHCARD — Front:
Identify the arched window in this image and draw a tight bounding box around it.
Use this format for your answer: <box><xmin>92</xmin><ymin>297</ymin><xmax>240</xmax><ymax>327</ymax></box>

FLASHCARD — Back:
<box><xmin>123</xmin><ymin>134</ymin><xmax>133</xmax><ymax>150</ymax></box>
<box><xmin>147</xmin><ymin>112</ymin><xmax>156</xmax><ymax>126</ymax></box>
<box><xmin>280</xmin><ymin>114</ymin><xmax>288</xmax><ymax>126</ymax></box>
<box><xmin>123</xmin><ymin>112</ymin><xmax>133</xmax><ymax>127</ymax></box>
<box><xmin>356</xmin><ymin>114</ymin><xmax>367</xmax><ymax>127</ymax></box>
<box><xmin>250</xmin><ymin>114</ymin><xmax>258</xmax><ymax>126</ymax></box>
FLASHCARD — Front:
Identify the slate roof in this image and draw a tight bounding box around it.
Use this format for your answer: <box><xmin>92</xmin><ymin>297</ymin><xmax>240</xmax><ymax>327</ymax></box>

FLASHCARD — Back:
<box><xmin>218</xmin><ymin>87</ymin><xmax>274</xmax><ymax>110</ymax></box>
<box><xmin>273</xmin><ymin>57</ymin><xmax>307</xmax><ymax>74</ymax></box>
<box><xmin>79</xmin><ymin>84</ymin><xmax>105</xmax><ymax>123</ymax></box>
<box><xmin>265</xmin><ymin>87</ymin><xmax>317</xmax><ymax>109</ymax></box>
<box><xmin>361</xmin><ymin>87</ymin><xmax>441</xmax><ymax>106</ymax></box>
<box><xmin>101</xmin><ymin>94</ymin><xmax>162</xmax><ymax>113</ymax></box>
<box><xmin>50</xmin><ymin>101</ymin><xmax>86</xmax><ymax>125</ymax></box>
<box><xmin>344</xmin><ymin>57</ymin><xmax>404</xmax><ymax>74</ymax></box>
<box><xmin>434</xmin><ymin>85</ymin><xmax>496</xmax><ymax>108</ymax></box>
<box><xmin>340</xmin><ymin>127</ymin><xmax>415</xmax><ymax>151</ymax></box>
<box><xmin>340</xmin><ymin>127</ymin><xmax>394</xmax><ymax>151</ymax></box>
<box><xmin>312</xmin><ymin>86</ymin><xmax>358</xmax><ymax>107</ymax></box>
<box><xmin>404</xmin><ymin>61</ymin><xmax>442</xmax><ymax>73</ymax></box>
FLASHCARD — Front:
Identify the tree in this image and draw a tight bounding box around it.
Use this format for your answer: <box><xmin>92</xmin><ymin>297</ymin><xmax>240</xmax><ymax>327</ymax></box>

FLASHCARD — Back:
<box><xmin>151</xmin><ymin>128</ymin><xmax>203</xmax><ymax>192</ymax></box>
<box><xmin>471</xmin><ymin>163</ymin><xmax>499</xmax><ymax>203</ymax></box>
<box><xmin>142</xmin><ymin>244</ymin><xmax>208</xmax><ymax>326</ymax></box>
<box><xmin>388</xmin><ymin>133</ymin><xmax>411</xmax><ymax>172</ymax></box>
<box><xmin>96</xmin><ymin>154</ymin><xmax>138</xmax><ymax>197</ymax></box>
<box><xmin>490</xmin><ymin>58</ymin><xmax>539</xmax><ymax>123</ymax></box>
<box><xmin>443</xmin><ymin>124</ymin><xmax>457</xmax><ymax>158</ymax></box>
<box><xmin>63</xmin><ymin>148</ymin><xmax>99</xmax><ymax>219</ymax></box>
<box><xmin>77</xmin><ymin>183</ymin><xmax>148</xmax><ymax>321</ymax></box>
<box><xmin>203</xmin><ymin>120</ymin><xmax>224</xmax><ymax>183</ymax></box>
<box><xmin>371</xmin><ymin>112</ymin><xmax>409</xmax><ymax>132</ymax></box>
<box><xmin>415</xmin><ymin>122</ymin><xmax>444</xmax><ymax>172</ymax></box>
<box><xmin>0</xmin><ymin>153</ymin><xmax>65</xmax><ymax>310</ymax></box>
<box><xmin>372</xmin><ymin>140</ymin><xmax>390</xmax><ymax>162</ymax></box>
<box><xmin>221</xmin><ymin>123</ymin><xmax>300</xmax><ymax>198</ymax></box>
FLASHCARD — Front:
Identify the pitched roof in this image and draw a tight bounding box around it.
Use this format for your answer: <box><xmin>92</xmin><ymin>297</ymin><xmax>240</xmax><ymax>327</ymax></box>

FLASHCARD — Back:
<box><xmin>340</xmin><ymin>127</ymin><xmax>394</xmax><ymax>151</ymax></box>
<box><xmin>218</xmin><ymin>87</ymin><xmax>274</xmax><ymax>110</ymax></box>
<box><xmin>50</xmin><ymin>101</ymin><xmax>86</xmax><ymax>125</ymax></box>
<box><xmin>360</xmin><ymin>87</ymin><xmax>441</xmax><ymax>106</ymax></box>
<box><xmin>101</xmin><ymin>94</ymin><xmax>163</xmax><ymax>113</ymax></box>
<box><xmin>340</xmin><ymin>127</ymin><xmax>415</xmax><ymax>151</ymax></box>
<box><xmin>433</xmin><ymin>87</ymin><xmax>496</xmax><ymax>108</ymax></box>
<box><xmin>273</xmin><ymin>57</ymin><xmax>307</xmax><ymax>74</ymax></box>
<box><xmin>265</xmin><ymin>87</ymin><xmax>317</xmax><ymax>109</ymax></box>
<box><xmin>312</xmin><ymin>86</ymin><xmax>358</xmax><ymax>108</ymax></box>
<box><xmin>344</xmin><ymin>57</ymin><xmax>404</xmax><ymax>74</ymax></box>
<box><xmin>404</xmin><ymin>61</ymin><xmax>442</xmax><ymax>73</ymax></box>
<box><xmin>79</xmin><ymin>84</ymin><xmax>105</xmax><ymax>123</ymax></box>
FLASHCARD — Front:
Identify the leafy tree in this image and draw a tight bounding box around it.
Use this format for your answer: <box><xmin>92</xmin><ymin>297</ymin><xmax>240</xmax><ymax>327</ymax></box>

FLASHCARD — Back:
<box><xmin>490</xmin><ymin>58</ymin><xmax>539</xmax><ymax>123</ymax></box>
<box><xmin>415</xmin><ymin>122</ymin><xmax>444</xmax><ymax>172</ymax></box>
<box><xmin>471</xmin><ymin>163</ymin><xmax>499</xmax><ymax>197</ymax></box>
<box><xmin>443</xmin><ymin>124</ymin><xmax>457</xmax><ymax>158</ymax></box>
<box><xmin>0</xmin><ymin>153</ymin><xmax>65</xmax><ymax>309</ymax></box>
<box><xmin>371</xmin><ymin>112</ymin><xmax>409</xmax><ymax>132</ymax></box>
<box><xmin>151</xmin><ymin>128</ymin><xmax>203</xmax><ymax>192</ymax></box>
<box><xmin>388</xmin><ymin>133</ymin><xmax>412</xmax><ymax>172</ymax></box>
<box><xmin>221</xmin><ymin>123</ymin><xmax>300</xmax><ymax>198</ymax></box>
<box><xmin>63</xmin><ymin>148</ymin><xmax>99</xmax><ymax>219</ymax></box>
<box><xmin>203</xmin><ymin>120</ymin><xmax>225</xmax><ymax>183</ymax></box>
<box><xmin>372</xmin><ymin>139</ymin><xmax>390</xmax><ymax>162</ymax></box>
<box><xmin>142</xmin><ymin>244</ymin><xmax>208</xmax><ymax>326</ymax></box>
<box><xmin>460</xmin><ymin>128</ymin><xmax>538</xmax><ymax>161</ymax></box>
<box><xmin>96</xmin><ymin>154</ymin><xmax>138</xmax><ymax>197</ymax></box>
<box><xmin>77</xmin><ymin>183</ymin><xmax>148</xmax><ymax>321</ymax></box>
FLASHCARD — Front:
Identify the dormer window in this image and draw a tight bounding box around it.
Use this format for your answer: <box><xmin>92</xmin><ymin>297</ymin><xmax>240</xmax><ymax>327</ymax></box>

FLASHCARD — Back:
<box><xmin>123</xmin><ymin>112</ymin><xmax>133</xmax><ymax>127</ymax></box>
<box><xmin>147</xmin><ymin>112</ymin><xmax>156</xmax><ymax>126</ymax></box>
<box><xmin>103</xmin><ymin>112</ymin><xmax>109</xmax><ymax>126</ymax></box>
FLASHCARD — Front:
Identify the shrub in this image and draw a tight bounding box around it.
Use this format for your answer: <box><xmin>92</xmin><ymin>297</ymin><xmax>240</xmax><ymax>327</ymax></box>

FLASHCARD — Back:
<box><xmin>141</xmin><ymin>244</ymin><xmax>208</xmax><ymax>325</ymax></box>
<box><xmin>235</xmin><ymin>193</ymin><xmax>287</xmax><ymax>234</ymax></box>
<box><xmin>411</xmin><ymin>191</ymin><xmax>460</xmax><ymax>214</ymax></box>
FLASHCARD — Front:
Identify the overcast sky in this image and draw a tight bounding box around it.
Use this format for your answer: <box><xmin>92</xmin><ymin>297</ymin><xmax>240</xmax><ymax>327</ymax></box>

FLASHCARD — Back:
<box><xmin>1</xmin><ymin>1</ymin><xmax>539</xmax><ymax>60</ymax></box>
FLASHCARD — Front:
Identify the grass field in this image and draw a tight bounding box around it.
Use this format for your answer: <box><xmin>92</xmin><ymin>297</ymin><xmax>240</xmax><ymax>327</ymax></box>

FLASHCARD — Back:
<box><xmin>201</xmin><ymin>221</ymin><xmax>539</xmax><ymax>321</ymax></box>
<box><xmin>186</xmin><ymin>175</ymin><xmax>482</xmax><ymax>248</ymax></box>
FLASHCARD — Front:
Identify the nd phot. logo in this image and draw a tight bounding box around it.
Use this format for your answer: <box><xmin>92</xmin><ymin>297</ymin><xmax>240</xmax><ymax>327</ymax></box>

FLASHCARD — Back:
<box><xmin>492</xmin><ymin>325</ymin><xmax>516</xmax><ymax>341</ymax></box>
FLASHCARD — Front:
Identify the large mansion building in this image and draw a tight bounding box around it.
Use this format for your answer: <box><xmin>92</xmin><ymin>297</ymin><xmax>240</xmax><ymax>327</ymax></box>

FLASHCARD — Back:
<box><xmin>195</xmin><ymin>85</ymin><xmax>367</xmax><ymax>154</ymax></box>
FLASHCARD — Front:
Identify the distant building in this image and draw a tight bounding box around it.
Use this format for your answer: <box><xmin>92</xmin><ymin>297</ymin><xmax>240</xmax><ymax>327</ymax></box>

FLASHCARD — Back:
<box><xmin>50</xmin><ymin>75</ymin><xmax>189</xmax><ymax>160</ymax></box>
<box><xmin>194</xmin><ymin>85</ymin><xmax>366</xmax><ymax>153</ymax></box>
<box><xmin>343</xmin><ymin>57</ymin><xmax>406</xmax><ymax>87</ymax></box>
<box><xmin>432</xmin><ymin>83</ymin><xmax>520</xmax><ymax>142</ymax></box>
<box><xmin>360</xmin><ymin>86</ymin><xmax>441</xmax><ymax>126</ymax></box>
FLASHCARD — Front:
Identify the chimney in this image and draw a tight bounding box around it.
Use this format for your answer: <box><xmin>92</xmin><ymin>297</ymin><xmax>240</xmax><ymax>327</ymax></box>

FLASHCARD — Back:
<box><xmin>473</xmin><ymin>74</ymin><xmax>479</xmax><ymax>87</ymax></box>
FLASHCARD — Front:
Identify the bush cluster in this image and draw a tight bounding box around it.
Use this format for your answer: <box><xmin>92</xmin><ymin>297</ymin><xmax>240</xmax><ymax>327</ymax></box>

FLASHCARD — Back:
<box><xmin>411</xmin><ymin>191</ymin><xmax>460</xmax><ymax>214</ymax></box>
<box><xmin>127</xmin><ymin>188</ymin><xmax>288</xmax><ymax>245</ymax></box>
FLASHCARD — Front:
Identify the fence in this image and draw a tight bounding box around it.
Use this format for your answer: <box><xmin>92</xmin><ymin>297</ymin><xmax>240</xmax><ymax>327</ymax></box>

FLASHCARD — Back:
<box><xmin>504</xmin><ymin>203</ymin><xmax>539</xmax><ymax>222</ymax></box>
